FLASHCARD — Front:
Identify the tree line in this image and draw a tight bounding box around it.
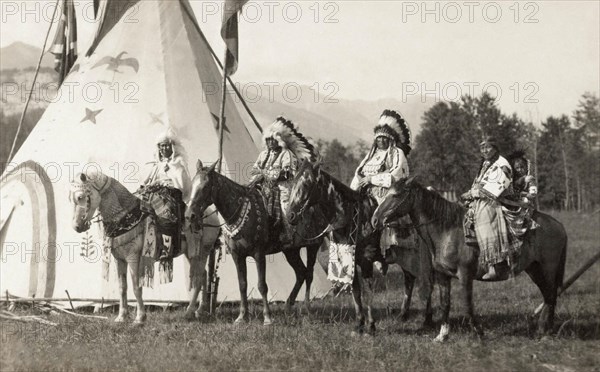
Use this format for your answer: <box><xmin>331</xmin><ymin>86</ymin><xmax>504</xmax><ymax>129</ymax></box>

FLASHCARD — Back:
<box><xmin>2</xmin><ymin>91</ymin><xmax>597</xmax><ymax>211</ymax></box>
<box><xmin>317</xmin><ymin>92</ymin><xmax>599</xmax><ymax>212</ymax></box>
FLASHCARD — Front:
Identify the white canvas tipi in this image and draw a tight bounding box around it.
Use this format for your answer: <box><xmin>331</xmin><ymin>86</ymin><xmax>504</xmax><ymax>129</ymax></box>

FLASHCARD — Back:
<box><xmin>0</xmin><ymin>0</ymin><xmax>330</xmax><ymax>304</ymax></box>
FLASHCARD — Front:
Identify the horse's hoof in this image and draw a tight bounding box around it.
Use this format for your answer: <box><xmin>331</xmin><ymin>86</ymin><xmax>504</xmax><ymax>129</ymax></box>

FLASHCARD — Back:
<box><xmin>114</xmin><ymin>315</ymin><xmax>128</xmax><ymax>323</ymax></box>
<box><xmin>183</xmin><ymin>311</ymin><xmax>196</xmax><ymax>321</ymax></box>
<box><xmin>134</xmin><ymin>314</ymin><xmax>147</xmax><ymax>324</ymax></box>
<box><xmin>263</xmin><ymin>319</ymin><xmax>274</xmax><ymax>326</ymax></box>
<box><xmin>434</xmin><ymin>323</ymin><xmax>450</xmax><ymax>342</ymax></box>
<box><xmin>234</xmin><ymin>316</ymin><xmax>248</xmax><ymax>324</ymax></box>
<box><xmin>433</xmin><ymin>334</ymin><xmax>448</xmax><ymax>343</ymax></box>
<box><xmin>350</xmin><ymin>330</ymin><xmax>362</xmax><ymax>338</ymax></box>
<box><xmin>368</xmin><ymin>323</ymin><xmax>376</xmax><ymax>335</ymax></box>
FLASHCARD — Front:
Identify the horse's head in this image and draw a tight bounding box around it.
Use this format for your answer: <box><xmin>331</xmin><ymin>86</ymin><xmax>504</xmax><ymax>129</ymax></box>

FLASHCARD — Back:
<box><xmin>288</xmin><ymin>160</ymin><xmax>322</xmax><ymax>225</ymax></box>
<box><xmin>371</xmin><ymin>176</ymin><xmax>416</xmax><ymax>229</ymax></box>
<box><xmin>188</xmin><ymin>160</ymin><xmax>218</xmax><ymax>224</ymax></box>
<box><xmin>70</xmin><ymin>172</ymin><xmax>104</xmax><ymax>233</ymax></box>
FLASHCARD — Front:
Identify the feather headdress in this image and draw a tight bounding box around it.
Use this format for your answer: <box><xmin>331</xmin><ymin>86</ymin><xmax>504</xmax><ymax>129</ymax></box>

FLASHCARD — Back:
<box><xmin>374</xmin><ymin>109</ymin><xmax>412</xmax><ymax>155</ymax></box>
<box><xmin>264</xmin><ymin>116</ymin><xmax>319</xmax><ymax>162</ymax></box>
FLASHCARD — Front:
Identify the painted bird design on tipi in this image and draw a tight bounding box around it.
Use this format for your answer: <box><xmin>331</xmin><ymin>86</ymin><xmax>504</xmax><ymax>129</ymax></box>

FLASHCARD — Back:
<box><xmin>92</xmin><ymin>51</ymin><xmax>139</xmax><ymax>73</ymax></box>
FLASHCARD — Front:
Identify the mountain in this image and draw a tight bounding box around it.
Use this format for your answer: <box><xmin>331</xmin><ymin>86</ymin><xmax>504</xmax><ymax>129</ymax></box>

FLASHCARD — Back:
<box><xmin>0</xmin><ymin>42</ymin><xmax>54</xmax><ymax>70</ymax></box>
<box><xmin>0</xmin><ymin>43</ymin><xmax>434</xmax><ymax>146</ymax></box>
<box><xmin>243</xmin><ymin>84</ymin><xmax>433</xmax><ymax>145</ymax></box>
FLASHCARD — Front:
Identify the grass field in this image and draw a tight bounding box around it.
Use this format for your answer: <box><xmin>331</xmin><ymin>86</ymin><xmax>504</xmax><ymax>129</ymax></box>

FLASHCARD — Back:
<box><xmin>2</xmin><ymin>211</ymin><xmax>599</xmax><ymax>371</ymax></box>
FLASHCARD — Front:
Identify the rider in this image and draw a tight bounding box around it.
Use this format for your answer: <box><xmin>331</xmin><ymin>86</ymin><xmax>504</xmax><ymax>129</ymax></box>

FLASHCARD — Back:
<box><xmin>141</xmin><ymin>128</ymin><xmax>192</xmax><ymax>259</ymax></box>
<box><xmin>351</xmin><ymin>109</ymin><xmax>411</xmax><ymax>263</ymax></box>
<box><xmin>462</xmin><ymin>136</ymin><xmax>515</xmax><ymax>280</ymax></box>
<box><xmin>351</xmin><ymin>110</ymin><xmax>410</xmax><ymax>204</ymax></box>
<box><xmin>508</xmin><ymin>150</ymin><xmax>538</xmax><ymax>206</ymax></box>
<box><xmin>250</xmin><ymin>117</ymin><xmax>300</xmax><ymax>243</ymax></box>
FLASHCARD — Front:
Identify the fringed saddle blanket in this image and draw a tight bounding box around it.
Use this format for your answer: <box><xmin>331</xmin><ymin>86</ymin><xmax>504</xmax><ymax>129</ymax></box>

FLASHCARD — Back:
<box><xmin>328</xmin><ymin>241</ymin><xmax>355</xmax><ymax>284</ymax></box>
<box><xmin>327</xmin><ymin>202</ymin><xmax>362</xmax><ymax>285</ymax></box>
<box><xmin>464</xmin><ymin>199</ymin><xmax>537</xmax><ymax>270</ymax></box>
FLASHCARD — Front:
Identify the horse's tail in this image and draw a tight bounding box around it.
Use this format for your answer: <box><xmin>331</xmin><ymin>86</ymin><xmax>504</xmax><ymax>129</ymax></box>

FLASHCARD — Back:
<box><xmin>556</xmin><ymin>234</ymin><xmax>567</xmax><ymax>288</ymax></box>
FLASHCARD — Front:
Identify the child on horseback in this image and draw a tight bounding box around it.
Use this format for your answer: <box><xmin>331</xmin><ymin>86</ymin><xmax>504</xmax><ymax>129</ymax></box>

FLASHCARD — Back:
<box><xmin>508</xmin><ymin>150</ymin><xmax>538</xmax><ymax>206</ymax></box>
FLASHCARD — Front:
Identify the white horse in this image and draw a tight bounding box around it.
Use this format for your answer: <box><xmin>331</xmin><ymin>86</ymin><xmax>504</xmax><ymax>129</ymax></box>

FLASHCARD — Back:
<box><xmin>70</xmin><ymin>170</ymin><xmax>219</xmax><ymax>323</ymax></box>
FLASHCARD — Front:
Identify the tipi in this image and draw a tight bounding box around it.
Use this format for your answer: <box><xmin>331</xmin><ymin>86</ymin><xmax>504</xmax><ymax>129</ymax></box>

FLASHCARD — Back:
<box><xmin>0</xmin><ymin>0</ymin><xmax>330</xmax><ymax>305</ymax></box>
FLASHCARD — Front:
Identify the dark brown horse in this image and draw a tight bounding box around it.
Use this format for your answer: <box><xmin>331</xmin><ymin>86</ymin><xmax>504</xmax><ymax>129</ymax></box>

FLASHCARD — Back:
<box><xmin>371</xmin><ymin>178</ymin><xmax>568</xmax><ymax>341</ymax></box>
<box><xmin>188</xmin><ymin>160</ymin><xmax>326</xmax><ymax>325</ymax></box>
<box><xmin>287</xmin><ymin>161</ymin><xmax>423</xmax><ymax>334</ymax></box>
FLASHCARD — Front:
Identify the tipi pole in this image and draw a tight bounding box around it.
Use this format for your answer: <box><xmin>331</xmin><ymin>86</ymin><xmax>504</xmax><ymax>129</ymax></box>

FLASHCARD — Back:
<box><xmin>7</xmin><ymin>0</ymin><xmax>60</xmax><ymax>162</ymax></box>
<box><xmin>216</xmin><ymin>52</ymin><xmax>229</xmax><ymax>173</ymax></box>
<box><xmin>181</xmin><ymin>4</ymin><xmax>262</xmax><ymax>134</ymax></box>
<box><xmin>534</xmin><ymin>249</ymin><xmax>600</xmax><ymax>315</ymax></box>
<box><xmin>206</xmin><ymin>51</ymin><xmax>230</xmax><ymax>315</ymax></box>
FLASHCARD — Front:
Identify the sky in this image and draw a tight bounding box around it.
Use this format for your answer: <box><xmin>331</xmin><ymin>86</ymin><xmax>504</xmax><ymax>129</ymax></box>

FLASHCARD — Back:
<box><xmin>1</xmin><ymin>0</ymin><xmax>598</xmax><ymax>123</ymax></box>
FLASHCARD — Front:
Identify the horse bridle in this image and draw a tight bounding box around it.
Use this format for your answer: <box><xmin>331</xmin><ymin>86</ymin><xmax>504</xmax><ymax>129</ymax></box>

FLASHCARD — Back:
<box><xmin>293</xmin><ymin>171</ymin><xmax>325</xmax><ymax>219</ymax></box>
<box><xmin>381</xmin><ymin>188</ymin><xmax>437</xmax><ymax>229</ymax></box>
<box><xmin>72</xmin><ymin>181</ymin><xmax>103</xmax><ymax>228</ymax></box>
<box><xmin>190</xmin><ymin>172</ymin><xmax>244</xmax><ymax>230</ymax></box>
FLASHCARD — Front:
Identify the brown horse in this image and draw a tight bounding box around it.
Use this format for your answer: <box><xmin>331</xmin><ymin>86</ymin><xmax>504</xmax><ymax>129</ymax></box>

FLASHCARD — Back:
<box><xmin>371</xmin><ymin>178</ymin><xmax>567</xmax><ymax>341</ymax></box>
<box><xmin>287</xmin><ymin>161</ymin><xmax>424</xmax><ymax>334</ymax></box>
<box><xmin>188</xmin><ymin>160</ymin><xmax>327</xmax><ymax>325</ymax></box>
<box><xmin>70</xmin><ymin>169</ymin><xmax>215</xmax><ymax>323</ymax></box>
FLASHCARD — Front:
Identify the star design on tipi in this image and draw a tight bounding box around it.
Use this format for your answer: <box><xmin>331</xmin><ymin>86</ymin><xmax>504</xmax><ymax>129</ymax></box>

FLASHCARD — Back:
<box><xmin>149</xmin><ymin>112</ymin><xmax>165</xmax><ymax>126</ymax></box>
<box><xmin>211</xmin><ymin>112</ymin><xmax>230</xmax><ymax>134</ymax></box>
<box><xmin>80</xmin><ymin>108</ymin><xmax>103</xmax><ymax>124</ymax></box>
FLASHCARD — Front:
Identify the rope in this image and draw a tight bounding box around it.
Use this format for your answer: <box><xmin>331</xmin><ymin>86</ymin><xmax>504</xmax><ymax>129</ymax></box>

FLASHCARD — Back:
<box><xmin>7</xmin><ymin>0</ymin><xmax>61</xmax><ymax>162</ymax></box>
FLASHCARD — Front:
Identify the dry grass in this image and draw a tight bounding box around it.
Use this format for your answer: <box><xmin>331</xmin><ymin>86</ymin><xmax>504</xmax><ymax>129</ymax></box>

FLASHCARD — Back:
<box><xmin>1</xmin><ymin>211</ymin><xmax>599</xmax><ymax>371</ymax></box>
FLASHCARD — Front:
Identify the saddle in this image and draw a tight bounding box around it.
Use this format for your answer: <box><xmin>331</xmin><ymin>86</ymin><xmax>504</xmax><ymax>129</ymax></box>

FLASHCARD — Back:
<box><xmin>136</xmin><ymin>185</ymin><xmax>185</xmax><ymax>260</ymax></box>
<box><xmin>254</xmin><ymin>183</ymin><xmax>282</xmax><ymax>227</ymax></box>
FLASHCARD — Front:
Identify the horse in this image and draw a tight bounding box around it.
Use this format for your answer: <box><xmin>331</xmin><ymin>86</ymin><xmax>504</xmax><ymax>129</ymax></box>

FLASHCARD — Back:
<box><xmin>188</xmin><ymin>160</ymin><xmax>327</xmax><ymax>325</ymax></box>
<box><xmin>287</xmin><ymin>161</ymin><xmax>424</xmax><ymax>334</ymax></box>
<box><xmin>70</xmin><ymin>169</ymin><xmax>217</xmax><ymax>324</ymax></box>
<box><xmin>371</xmin><ymin>177</ymin><xmax>568</xmax><ymax>341</ymax></box>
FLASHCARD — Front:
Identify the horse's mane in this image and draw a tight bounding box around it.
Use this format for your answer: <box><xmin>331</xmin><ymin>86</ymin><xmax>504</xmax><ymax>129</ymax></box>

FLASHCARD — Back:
<box><xmin>74</xmin><ymin>169</ymin><xmax>139</xmax><ymax>222</ymax></box>
<box><xmin>208</xmin><ymin>167</ymin><xmax>250</xmax><ymax>193</ymax></box>
<box><xmin>318</xmin><ymin>170</ymin><xmax>362</xmax><ymax>202</ymax></box>
<box><xmin>294</xmin><ymin>161</ymin><xmax>362</xmax><ymax>202</ymax></box>
<box><xmin>408</xmin><ymin>181</ymin><xmax>465</xmax><ymax>229</ymax></box>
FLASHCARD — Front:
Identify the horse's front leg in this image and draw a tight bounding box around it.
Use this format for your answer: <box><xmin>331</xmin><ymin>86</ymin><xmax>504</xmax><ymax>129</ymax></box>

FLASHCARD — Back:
<box><xmin>255</xmin><ymin>252</ymin><xmax>273</xmax><ymax>325</ymax></box>
<box><xmin>400</xmin><ymin>269</ymin><xmax>415</xmax><ymax>321</ymax></box>
<box><xmin>233</xmin><ymin>251</ymin><xmax>249</xmax><ymax>323</ymax></box>
<box><xmin>303</xmin><ymin>244</ymin><xmax>319</xmax><ymax>313</ymax></box>
<box><xmin>128</xmin><ymin>259</ymin><xmax>146</xmax><ymax>324</ymax></box>
<box><xmin>115</xmin><ymin>258</ymin><xmax>129</xmax><ymax>322</ymax></box>
<box><xmin>434</xmin><ymin>273</ymin><xmax>452</xmax><ymax>342</ymax></box>
<box><xmin>363</xmin><ymin>275</ymin><xmax>376</xmax><ymax>335</ymax></box>
<box><xmin>282</xmin><ymin>248</ymin><xmax>306</xmax><ymax>313</ymax></box>
<box><xmin>459</xmin><ymin>265</ymin><xmax>482</xmax><ymax>337</ymax></box>
<box><xmin>351</xmin><ymin>266</ymin><xmax>365</xmax><ymax>336</ymax></box>
<box><xmin>184</xmin><ymin>255</ymin><xmax>205</xmax><ymax>320</ymax></box>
